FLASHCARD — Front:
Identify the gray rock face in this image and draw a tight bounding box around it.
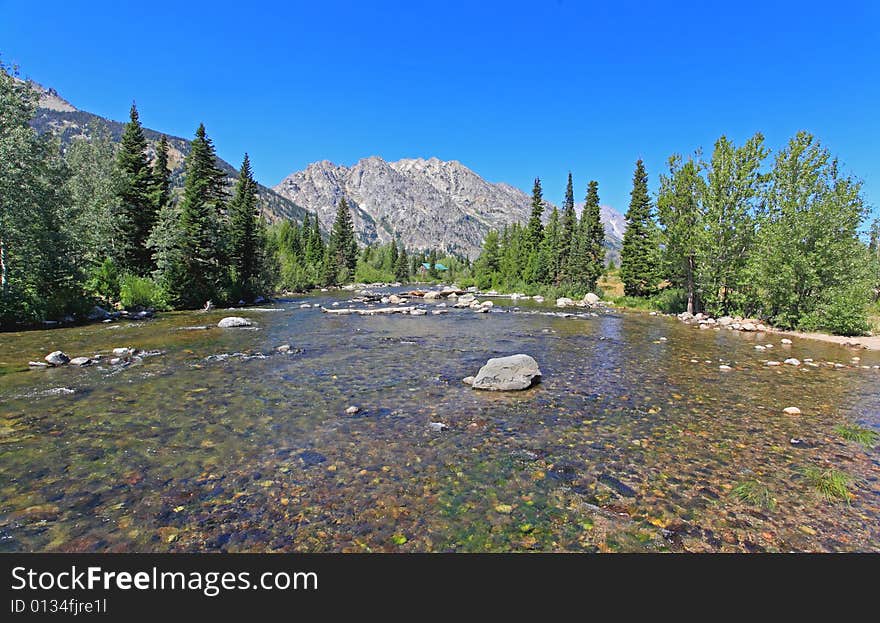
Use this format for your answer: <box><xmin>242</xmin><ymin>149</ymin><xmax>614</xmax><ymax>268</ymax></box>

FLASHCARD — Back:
<box><xmin>469</xmin><ymin>354</ymin><xmax>542</xmax><ymax>391</ymax></box>
<box><xmin>275</xmin><ymin>156</ymin><xmax>625</xmax><ymax>259</ymax></box>
<box><xmin>45</xmin><ymin>351</ymin><xmax>70</xmax><ymax>366</ymax></box>
<box><xmin>218</xmin><ymin>317</ymin><xmax>253</xmax><ymax>328</ymax></box>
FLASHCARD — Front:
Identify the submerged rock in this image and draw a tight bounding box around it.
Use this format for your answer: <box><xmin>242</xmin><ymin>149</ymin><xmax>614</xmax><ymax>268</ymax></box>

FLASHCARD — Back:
<box><xmin>345</xmin><ymin>406</ymin><xmax>360</xmax><ymax>415</ymax></box>
<box><xmin>556</xmin><ymin>297</ymin><xmax>574</xmax><ymax>308</ymax></box>
<box><xmin>45</xmin><ymin>351</ymin><xmax>70</xmax><ymax>366</ymax></box>
<box><xmin>218</xmin><ymin>317</ymin><xmax>253</xmax><ymax>328</ymax></box>
<box><xmin>468</xmin><ymin>354</ymin><xmax>542</xmax><ymax>391</ymax></box>
<box><xmin>428</xmin><ymin>422</ymin><xmax>449</xmax><ymax>432</ymax></box>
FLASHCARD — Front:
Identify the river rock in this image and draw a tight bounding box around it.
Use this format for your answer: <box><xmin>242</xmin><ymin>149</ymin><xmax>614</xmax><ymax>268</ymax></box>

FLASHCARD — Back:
<box><xmin>45</xmin><ymin>351</ymin><xmax>70</xmax><ymax>366</ymax></box>
<box><xmin>277</xmin><ymin>344</ymin><xmax>291</xmax><ymax>353</ymax></box>
<box><xmin>424</xmin><ymin>291</ymin><xmax>440</xmax><ymax>300</ymax></box>
<box><xmin>474</xmin><ymin>306</ymin><xmax>489</xmax><ymax>313</ymax></box>
<box><xmin>28</xmin><ymin>361</ymin><xmax>50</xmax><ymax>368</ymax></box>
<box><xmin>717</xmin><ymin>316</ymin><xmax>733</xmax><ymax>326</ymax></box>
<box><xmin>87</xmin><ymin>306</ymin><xmax>111</xmax><ymax>321</ymax></box>
<box><xmin>784</xmin><ymin>358</ymin><xmax>801</xmax><ymax>366</ymax></box>
<box><xmin>469</xmin><ymin>354</ymin><xmax>542</xmax><ymax>391</ymax></box>
<box><xmin>69</xmin><ymin>357</ymin><xmax>92</xmax><ymax>366</ymax></box>
<box><xmin>410</xmin><ymin>309</ymin><xmax>427</xmax><ymax>316</ymax></box>
<box><xmin>112</xmin><ymin>347</ymin><xmax>134</xmax><ymax>356</ymax></box>
<box><xmin>583</xmin><ymin>292</ymin><xmax>600</xmax><ymax>306</ymax></box>
<box><xmin>783</xmin><ymin>406</ymin><xmax>802</xmax><ymax>415</ymax></box>
<box><xmin>781</xmin><ymin>338</ymin><xmax>793</xmax><ymax>345</ymax></box>
<box><xmin>741</xmin><ymin>322</ymin><xmax>757</xmax><ymax>332</ymax></box>
<box><xmin>462</xmin><ymin>376</ymin><xmax>475</xmax><ymax>386</ymax></box>
<box><xmin>532</xmin><ymin>295</ymin><xmax>545</xmax><ymax>303</ymax></box>
<box><xmin>218</xmin><ymin>317</ymin><xmax>253</xmax><ymax>328</ymax></box>
<box><xmin>432</xmin><ymin>309</ymin><xmax>448</xmax><ymax>315</ymax></box>
<box><xmin>457</xmin><ymin>294</ymin><xmax>475</xmax><ymax>305</ymax></box>
<box><xmin>429</xmin><ymin>422</ymin><xmax>449</xmax><ymax>432</ymax></box>
<box><xmin>556</xmin><ymin>297</ymin><xmax>574</xmax><ymax>308</ymax></box>
<box><xmin>345</xmin><ymin>406</ymin><xmax>360</xmax><ymax>415</ymax></box>
<box><xmin>389</xmin><ymin>295</ymin><xmax>403</xmax><ymax>304</ymax></box>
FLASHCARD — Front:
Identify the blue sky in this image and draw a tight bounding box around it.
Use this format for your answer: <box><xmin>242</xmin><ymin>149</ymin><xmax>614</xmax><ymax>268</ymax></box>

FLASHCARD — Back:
<box><xmin>2</xmin><ymin>0</ymin><xmax>878</xmax><ymax>217</ymax></box>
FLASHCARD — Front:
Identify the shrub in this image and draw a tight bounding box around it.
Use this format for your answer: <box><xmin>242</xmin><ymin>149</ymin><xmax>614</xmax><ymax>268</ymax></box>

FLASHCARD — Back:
<box><xmin>85</xmin><ymin>257</ymin><xmax>120</xmax><ymax>304</ymax></box>
<box><xmin>798</xmin><ymin>283</ymin><xmax>871</xmax><ymax>336</ymax></box>
<box><xmin>119</xmin><ymin>274</ymin><xmax>167</xmax><ymax>309</ymax></box>
<box><xmin>652</xmin><ymin>287</ymin><xmax>688</xmax><ymax>314</ymax></box>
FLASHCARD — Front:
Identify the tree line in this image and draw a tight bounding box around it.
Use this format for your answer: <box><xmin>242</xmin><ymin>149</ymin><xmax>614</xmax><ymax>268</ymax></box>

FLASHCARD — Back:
<box><xmin>470</xmin><ymin>173</ymin><xmax>606</xmax><ymax>296</ymax></box>
<box><xmin>616</xmin><ymin>132</ymin><xmax>875</xmax><ymax>335</ymax></box>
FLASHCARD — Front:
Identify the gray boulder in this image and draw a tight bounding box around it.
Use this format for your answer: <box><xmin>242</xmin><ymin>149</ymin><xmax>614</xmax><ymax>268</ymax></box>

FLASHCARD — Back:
<box><xmin>218</xmin><ymin>317</ymin><xmax>253</xmax><ymax>328</ymax></box>
<box><xmin>69</xmin><ymin>357</ymin><xmax>92</xmax><ymax>366</ymax></box>
<box><xmin>469</xmin><ymin>354</ymin><xmax>542</xmax><ymax>391</ymax></box>
<box><xmin>45</xmin><ymin>351</ymin><xmax>70</xmax><ymax>366</ymax></box>
<box><xmin>583</xmin><ymin>292</ymin><xmax>600</xmax><ymax>306</ymax></box>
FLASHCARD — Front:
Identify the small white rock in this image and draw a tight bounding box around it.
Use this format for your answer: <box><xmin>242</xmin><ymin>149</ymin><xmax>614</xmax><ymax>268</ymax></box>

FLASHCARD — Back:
<box><xmin>781</xmin><ymin>338</ymin><xmax>793</xmax><ymax>345</ymax></box>
<box><xmin>783</xmin><ymin>407</ymin><xmax>801</xmax><ymax>415</ymax></box>
<box><xmin>719</xmin><ymin>365</ymin><xmax>732</xmax><ymax>371</ymax></box>
<box><xmin>345</xmin><ymin>406</ymin><xmax>359</xmax><ymax>415</ymax></box>
<box><xmin>784</xmin><ymin>358</ymin><xmax>801</xmax><ymax>366</ymax></box>
<box><xmin>428</xmin><ymin>422</ymin><xmax>449</xmax><ymax>432</ymax></box>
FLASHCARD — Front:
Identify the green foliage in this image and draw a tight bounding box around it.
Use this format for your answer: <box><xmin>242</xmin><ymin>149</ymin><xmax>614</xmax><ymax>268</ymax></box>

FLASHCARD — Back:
<box><xmin>652</xmin><ymin>287</ymin><xmax>688</xmax><ymax>314</ymax></box>
<box><xmin>119</xmin><ymin>274</ymin><xmax>167</xmax><ymax>309</ymax></box>
<box><xmin>730</xmin><ymin>480</ymin><xmax>777</xmax><ymax>511</ymax></box>
<box><xmin>620</xmin><ymin>159</ymin><xmax>660</xmax><ymax>297</ymax></box>
<box><xmin>750</xmin><ymin>132</ymin><xmax>869</xmax><ymax>329</ymax></box>
<box><xmin>160</xmin><ymin>124</ymin><xmax>228</xmax><ymax>308</ymax></box>
<box><xmin>112</xmin><ymin>103</ymin><xmax>157</xmax><ymax>275</ymax></box>
<box><xmin>797</xmin><ymin>282</ymin><xmax>871</xmax><ymax>336</ymax></box>
<box><xmin>325</xmin><ymin>198</ymin><xmax>358</xmax><ymax>285</ymax></box>
<box><xmin>0</xmin><ymin>63</ymin><xmax>84</xmax><ymax>324</ymax></box>
<box><xmin>802</xmin><ymin>467</ymin><xmax>853</xmax><ymax>503</ymax></box>
<box><xmin>85</xmin><ymin>257</ymin><xmax>121</xmax><ymax>304</ymax></box>
<box><xmin>227</xmin><ymin>153</ymin><xmax>268</xmax><ymax>301</ymax></box>
<box><xmin>834</xmin><ymin>424</ymin><xmax>879</xmax><ymax>448</ymax></box>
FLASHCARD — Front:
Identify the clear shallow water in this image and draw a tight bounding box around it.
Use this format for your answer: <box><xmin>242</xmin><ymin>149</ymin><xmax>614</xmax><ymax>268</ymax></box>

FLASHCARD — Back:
<box><xmin>1</xmin><ymin>291</ymin><xmax>878</xmax><ymax>552</ymax></box>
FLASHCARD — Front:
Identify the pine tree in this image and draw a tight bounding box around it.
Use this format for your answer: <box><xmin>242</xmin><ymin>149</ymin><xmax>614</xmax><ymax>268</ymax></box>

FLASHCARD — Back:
<box><xmin>620</xmin><ymin>159</ymin><xmax>660</xmax><ymax>297</ymax></box>
<box><xmin>327</xmin><ymin>198</ymin><xmax>358</xmax><ymax>282</ymax></box>
<box><xmin>113</xmin><ymin>103</ymin><xmax>157</xmax><ymax>274</ymax></box>
<box><xmin>389</xmin><ymin>239</ymin><xmax>399</xmax><ymax>272</ymax></box>
<box><xmin>305</xmin><ymin>213</ymin><xmax>324</xmax><ymax>266</ymax></box>
<box><xmin>541</xmin><ymin>207</ymin><xmax>562</xmax><ymax>285</ymax></box>
<box><xmin>151</xmin><ymin>135</ymin><xmax>171</xmax><ymax>216</ymax></box>
<box><xmin>394</xmin><ymin>245</ymin><xmax>409</xmax><ymax>282</ymax></box>
<box><xmin>560</xmin><ymin>172</ymin><xmax>577</xmax><ymax>274</ymax></box>
<box><xmin>164</xmin><ymin>123</ymin><xmax>228</xmax><ymax>307</ymax></box>
<box><xmin>228</xmin><ymin>153</ymin><xmax>265</xmax><ymax>301</ymax></box>
<box><xmin>572</xmin><ymin>180</ymin><xmax>605</xmax><ymax>292</ymax></box>
<box><xmin>526</xmin><ymin>177</ymin><xmax>545</xmax><ymax>251</ymax></box>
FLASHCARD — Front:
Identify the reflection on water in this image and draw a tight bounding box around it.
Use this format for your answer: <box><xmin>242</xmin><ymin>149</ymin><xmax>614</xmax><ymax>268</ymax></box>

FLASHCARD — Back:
<box><xmin>1</xmin><ymin>292</ymin><xmax>878</xmax><ymax>552</ymax></box>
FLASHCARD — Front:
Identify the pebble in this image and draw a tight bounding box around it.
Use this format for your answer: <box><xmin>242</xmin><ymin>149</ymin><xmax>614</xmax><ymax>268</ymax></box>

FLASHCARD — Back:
<box><xmin>429</xmin><ymin>422</ymin><xmax>449</xmax><ymax>432</ymax></box>
<box><xmin>781</xmin><ymin>338</ymin><xmax>793</xmax><ymax>345</ymax></box>
<box><xmin>783</xmin><ymin>407</ymin><xmax>802</xmax><ymax>415</ymax></box>
<box><xmin>659</xmin><ymin>337</ymin><xmax>667</xmax><ymax>342</ymax></box>
<box><xmin>784</xmin><ymin>358</ymin><xmax>801</xmax><ymax>366</ymax></box>
<box><xmin>345</xmin><ymin>406</ymin><xmax>360</xmax><ymax>415</ymax></box>
<box><xmin>766</xmin><ymin>361</ymin><xmax>781</xmax><ymax>366</ymax></box>
<box><xmin>69</xmin><ymin>357</ymin><xmax>92</xmax><ymax>366</ymax></box>
<box><xmin>277</xmin><ymin>344</ymin><xmax>291</xmax><ymax>353</ymax></box>
<box><xmin>719</xmin><ymin>365</ymin><xmax>732</xmax><ymax>371</ymax></box>
<box><xmin>754</xmin><ymin>345</ymin><xmax>766</xmax><ymax>351</ymax></box>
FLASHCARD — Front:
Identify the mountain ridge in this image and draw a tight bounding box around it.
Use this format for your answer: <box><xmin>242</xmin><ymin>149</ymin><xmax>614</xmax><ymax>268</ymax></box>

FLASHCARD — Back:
<box><xmin>275</xmin><ymin>156</ymin><xmax>625</xmax><ymax>259</ymax></box>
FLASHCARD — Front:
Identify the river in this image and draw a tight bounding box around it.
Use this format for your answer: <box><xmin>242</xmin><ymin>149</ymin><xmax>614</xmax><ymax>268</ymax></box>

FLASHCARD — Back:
<box><xmin>1</xmin><ymin>290</ymin><xmax>878</xmax><ymax>552</ymax></box>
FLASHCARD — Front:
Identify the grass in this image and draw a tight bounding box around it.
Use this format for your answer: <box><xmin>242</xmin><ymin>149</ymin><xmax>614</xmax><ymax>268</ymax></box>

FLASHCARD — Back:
<box><xmin>802</xmin><ymin>467</ymin><xmax>854</xmax><ymax>503</ymax></box>
<box><xmin>730</xmin><ymin>480</ymin><xmax>776</xmax><ymax>511</ymax></box>
<box><xmin>598</xmin><ymin>270</ymin><xmax>625</xmax><ymax>298</ymax></box>
<box><xmin>834</xmin><ymin>424</ymin><xmax>879</xmax><ymax>448</ymax></box>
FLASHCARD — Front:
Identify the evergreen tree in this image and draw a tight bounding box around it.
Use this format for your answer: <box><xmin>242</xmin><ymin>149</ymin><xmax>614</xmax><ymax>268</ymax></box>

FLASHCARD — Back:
<box><xmin>305</xmin><ymin>213</ymin><xmax>325</xmax><ymax>266</ymax></box>
<box><xmin>227</xmin><ymin>153</ymin><xmax>265</xmax><ymax>301</ymax></box>
<box><xmin>327</xmin><ymin>198</ymin><xmax>358</xmax><ymax>282</ymax></box>
<box><xmin>568</xmin><ymin>180</ymin><xmax>604</xmax><ymax>292</ymax></box>
<box><xmin>394</xmin><ymin>245</ymin><xmax>409</xmax><ymax>282</ymax></box>
<box><xmin>163</xmin><ymin>123</ymin><xmax>228</xmax><ymax>307</ymax></box>
<box><xmin>151</xmin><ymin>135</ymin><xmax>171</xmax><ymax>217</ymax></box>
<box><xmin>657</xmin><ymin>154</ymin><xmax>705</xmax><ymax>314</ymax></box>
<box><xmin>620</xmin><ymin>159</ymin><xmax>660</xmax><ymax>297</ymax></box>
<box><xmin>428</xmin><ymin>248</ymin><xmax>439</xmax><ymax>279</ymax></box>
<box><xmin>540</xmin><ymin>207</ymin><xmax>562</xmax><ymax>285</ymax></box>
<box><xmin>525</xmin><ymin>177</ymin><xmax>545</xmax><ymax>251</ymax></box>
<box><xmin>560</xmin><ymin>172</ymin><xmax>577</xmax><ymax>273</ymax></box>
<box><xmin>389</xmin><ymin>239</ymin><xmax>399</xmax><ymax>272</ymax></box>
<box><xmin>112</xmin><ymin>103</ymin><xmax>156</xmax><ymax>274</ymax></box>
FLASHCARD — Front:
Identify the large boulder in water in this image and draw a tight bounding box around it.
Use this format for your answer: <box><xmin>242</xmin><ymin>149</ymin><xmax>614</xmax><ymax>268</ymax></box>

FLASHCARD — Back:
<box><xmin>218</xmin><ymin>317</ymin><xmax>253</xmax><ymax>328</ymax></box>
<box><xmin>583</xmin><ymin>292</ymin><xmax>600</xmax><ymax>306</ymax></box>
<box><xmin>469</xmin><ymin>354</ymin><xmax>542</xmax><ymax>391</ymax></box>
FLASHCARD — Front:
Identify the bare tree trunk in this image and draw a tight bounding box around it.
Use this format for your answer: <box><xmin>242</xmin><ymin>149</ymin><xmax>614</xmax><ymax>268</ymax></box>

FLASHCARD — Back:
<box><xmin>686</xmin><ymin>254</ymin><xmax>696</xmax><ymax>315</ymax></box>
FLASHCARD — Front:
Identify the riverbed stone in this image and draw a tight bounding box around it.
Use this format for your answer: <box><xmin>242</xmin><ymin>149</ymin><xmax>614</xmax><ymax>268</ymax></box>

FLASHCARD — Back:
<box><xmin>583</xmin><ymin>293</ymin><xmax>600</xmax><ymax>306</ymax></box>
<box><xmin>469</xmin><ymin>354</ymin><xmax>542</xmax><ymax>391</ymax></box>
<box><xmin>45</xmin><ymin>351</ymin><xmax>70</xmax><ymax>366</ymax></box>
<box><xmin>784</xmin><ymin>358</ymin><xmax>801</xmax><ymax>366</ymax></box>
<box><xmin>457</xmin><ymin>293</ymin><xmax>475</xmax><ymax>305</ymax></box>
<box><xmin>783</xmin><ymin>406</ymin><xmax>802</xmax><ymax>415</ymax></box>
<box><xmin>69</xmin><ymin>356</ymin><xmax>92</xmax><ymax>366</ymax></box>
<box><xmin>532</xmin><ymin>296</ymin><xmax>544</xmax><ymax>303</ymax></box>
<box><xmin>556</xmin><ymin>297</ymin><xmax>575</xmax><ymax>308</ymax></box>
<box><xmin>218</xmin><ymin>317</ymin><xmax>253</xmax><ymax>328</ymax></box>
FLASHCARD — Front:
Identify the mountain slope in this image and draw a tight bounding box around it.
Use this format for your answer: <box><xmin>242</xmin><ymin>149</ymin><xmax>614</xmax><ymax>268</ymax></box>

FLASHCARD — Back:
<box><xmin>27</xmin><ymin>82</ymin><xmax>308</xmax><ymax>224</ymax></box>
<box><xmin>275</xmin><ymin>156</ymin><xmax>625</xmax><ymax>259</ymax></box>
